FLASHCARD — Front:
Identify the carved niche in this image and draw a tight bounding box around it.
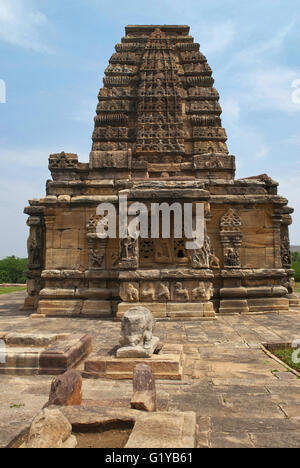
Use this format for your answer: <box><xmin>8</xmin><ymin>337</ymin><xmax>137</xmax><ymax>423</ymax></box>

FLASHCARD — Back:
<box><xmin>119</xmin><ymin>234</ymin><xmax>139</xmax><ymax>269</ymax></box>
<box><xmin>220</xmin><ymin>208</ymin><xmax>242</xmax><ymax>269</ymax></box>
<box><xmin>27</xmin><ymin>216</ymin><xmax>44</xmax><ymax>268</ymax></box>
<box><xmin>86</xmin><ymin>214</ymin><xmax>108</xmax><ymax>270</ymax></box>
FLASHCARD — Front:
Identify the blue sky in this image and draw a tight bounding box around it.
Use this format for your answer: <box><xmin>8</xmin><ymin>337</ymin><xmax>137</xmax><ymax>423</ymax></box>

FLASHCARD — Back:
<box><xmin>0</xmin><ymin>0</ymin><xmax>299</xmax><ymax>258</ymax></box>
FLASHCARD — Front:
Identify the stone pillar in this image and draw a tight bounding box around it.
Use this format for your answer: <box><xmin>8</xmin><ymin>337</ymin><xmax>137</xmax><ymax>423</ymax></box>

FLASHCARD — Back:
<box><xmin>272</xmin><ymin>210</ymin><xmax>283</xmax><ymax>269</ymax></box>
<box><xmin>22</xmin><ymin>212</ymin><xmax>45</xmax><ymax>310</ymax></box>
<box><xmin>131</xmin><ymin>363</ymin><xmax>157</xmax><ymax>412</ymax></box>
<box><xmin>219</xmin><ymin>208</ymin><xmax>249</xmax><ymax>314</ymax></box>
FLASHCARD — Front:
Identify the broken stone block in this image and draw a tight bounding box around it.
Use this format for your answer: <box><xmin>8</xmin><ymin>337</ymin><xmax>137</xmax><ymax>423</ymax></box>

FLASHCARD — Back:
<box><xmin>44</xmin><ymin>370</ymin><xmax>82</xmax><ymax>408</ymax></box>
<box><xmin>116</xmin><ymin>306</ymin><xmax>159</xmax><ymax>358</ymax></box>
<box><xmin>25</xmin><ymin>408</ymin><xmax>77</xmax><ymax>448</ymax></box>
<box><xmin>131</xmin><ymin>364</ymin><xmax>157</xmax><ymax>412</ymax></box>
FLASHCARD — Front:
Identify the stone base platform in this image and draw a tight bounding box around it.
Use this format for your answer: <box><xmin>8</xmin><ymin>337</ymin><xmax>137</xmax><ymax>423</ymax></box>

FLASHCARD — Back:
<box><xmin>0</xmin><ymin>332</ymin><xmax>92</xmax><ymax>376</ymax></box>
<box><xmin>219</xmin><ymin>297</ymin><xmax>291</xmax><ymax>315</ymax></box>
<box><xmin>36</xmin><ymin>299</ymin><xmax>113</xmax><ymax>318</ymax></box>
<box><xmin>83</xmin><ymin>344</ymin><xmax>183</xmax><ymax>380</ymax></box>
<box><xmin>117</xmin><ymin>302</ymin><xmax>216</xmax><ymax>320</ymax></box>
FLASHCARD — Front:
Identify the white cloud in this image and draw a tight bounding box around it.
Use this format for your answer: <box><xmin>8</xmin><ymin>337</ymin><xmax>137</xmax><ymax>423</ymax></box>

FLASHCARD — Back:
<box><xmin>0</xmin><ymin>0</ymin><xmax>52</xmax><ymax>53</ymax></box>
<box><xmin>219</xmin><ymin>19</ymin><xmax>300</xmax><ymax>115</ymax></box>
<box><xmin>240</xmin><ymin>66</ymin><xmax>300</xmax><ymax>113</ymax></box>
<box><xmin>254</xmin><ymin>144</ymin><xmax>270</xmax><ymax>160</ymax></box>
<box><xmin>236</xmin><ymin>19</ymin><xmax>297</xmax><ymax>65</ymax></box>
<box><xmin>194</xmin><ymin>19</ymin><xmax>236</xmax><ymax>55</ymax></box>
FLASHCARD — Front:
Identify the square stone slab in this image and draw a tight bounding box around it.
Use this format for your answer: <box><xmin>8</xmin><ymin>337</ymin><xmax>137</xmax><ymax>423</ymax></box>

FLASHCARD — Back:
<box><xmin>83</xmin><ymin>344</ymin><xmax>183</xmax><ymax>380</ymax></box>
<box><xmin>116</xmin><ymin>336</ymin><xmax>160</xmax><ymax>358</ymax></box>
<box><xmin>0</xmin><ymin>333</ymin><xmax>92</xmax><ymax>376</ymax></box>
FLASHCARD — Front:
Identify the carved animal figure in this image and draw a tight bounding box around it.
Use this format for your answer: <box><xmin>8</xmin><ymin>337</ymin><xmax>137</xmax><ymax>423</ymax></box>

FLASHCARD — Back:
<box><xmin>192</xmin><ymin>282</ymin><xmax>207</xmax><ymax>300</ymax></box>
<box><xmin>174</xmin><ymin>282</ymin><xmax>189</xmax><ymax>301</ymax></box>
<box><xmin>119</xmin><ymin>306</ymin><xmax>155</xmax><ymax>349</ymax></box>
<box><xmin>158</xmin><ymin>283</ymin><xmax>170</xmax><ymax>301</ymax></box>
<box><xmin>210</xmin><ymin>249</ymin><xmax>220</xmax><ymax>268</ymax></box>
<box><xmin>126</xmin><ymin>283</ymin><xmax>139</xmax><ymax>302</ymax></box>
<box><xmin>141</xmin><ymin>283</ymin><xmax>155</xmax><ymax>302</ymax></box>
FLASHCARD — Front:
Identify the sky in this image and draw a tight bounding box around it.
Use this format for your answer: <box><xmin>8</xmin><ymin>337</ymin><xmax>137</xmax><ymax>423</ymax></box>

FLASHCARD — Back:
<box><xmin>0</xmin><ymin>0</ymin><xmax>299</xmax><ymax>258</ymax></box>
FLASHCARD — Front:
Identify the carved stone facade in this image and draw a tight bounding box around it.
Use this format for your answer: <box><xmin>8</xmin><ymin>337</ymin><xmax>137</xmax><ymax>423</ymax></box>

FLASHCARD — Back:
<box><xmin>23</xmin><ymin>25</ymin><xmax>297</xmax><ymax>318</ymax></box>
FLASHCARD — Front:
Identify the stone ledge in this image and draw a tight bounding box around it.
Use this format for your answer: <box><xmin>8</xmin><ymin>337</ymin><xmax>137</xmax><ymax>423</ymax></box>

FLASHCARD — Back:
<box><xmin>83</xmin><ymin>343</ymin><xmax>183</xmax><ymax>380</ymax></box>
<box><xmin>0</xmin><ymin>333</ymin><xmax>92</xmax><ymax>376</ymax></box>
<box><xmin>119</xmin><ymin>268</ymin><xmax>214</xmax><ymax>280</ymax></box>
<box><xmin>117</xmin><ymin>302</ymin><xmax>216</xmax><ymax>320</ymax></box>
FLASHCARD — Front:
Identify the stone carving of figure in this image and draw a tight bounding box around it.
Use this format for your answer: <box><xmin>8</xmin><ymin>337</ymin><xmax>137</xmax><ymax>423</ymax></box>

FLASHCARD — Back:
<box><xmin>122</xmin><ymin>283</ymin><xmax>139</xmax><ymax>302</ymax></box>
<box><xmin>121</xmin><ymin>234</ymin><xmax>137</xmax><ymax>261</ymax></box>
<box><xmin>140</xmin><ymin>283</ymin><xmax>155</xmax><ymax>302</ymax></box>
<box><xmin>192</xmin><ymin>282</ymin><xmax>206</xmax><ymax>300</ymax></box>
<box><xmin>191</xmin><ymin>249</ymin><xmax>207</xmax><ymax>268</ymax></box>
<box><xmin>281</xmin><ymin>234</ymin><xmax>291</xmax><ymax>267</ymax></box>
<box><xmin>224</xmin><ymin>247</ymin><xmax>240</xmax><ymax>267</ymax></box>
<box><xmin>210</xmin><ymin>248</ymin><xmax>220</xmax><ymax>268</ymax></box>
<box><xmin>174</xmin><ymin>282</ymin><xmax>189</xmax><ymax>301</ymax></box>
<box><xmin>89</xmin><ymin>248</ymin><xmax>105</xmax><ymax>269</ymax></box>
<box><xmin>28</xmin><ymin>233</ymin><xmax>41</xmax><ymax>266</ymax></box>
<box><xmin>117</xmin><ymin>306</ymin><xmax>160</xmax><ymax>358</ymax></box>
<box><xmin>158</xmin><ymin>283</ymin><xmax>170</xmax><ymax>301</ymax></box>
<box><xmin>192</xmin><ymin>282</ymin><xmax>213</xmax><ymax>301</ymax></box>
<box><xmin>191</xmin><ymin>235</ymin><xmax>211</xmax><ymax>268</ymax></box>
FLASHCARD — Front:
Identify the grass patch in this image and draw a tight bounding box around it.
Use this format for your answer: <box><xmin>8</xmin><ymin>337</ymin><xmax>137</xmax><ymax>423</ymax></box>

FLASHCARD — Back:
<box><xmin>0</xmin><ymin>286</ymin><xmax>26</xmax><ymax>295</ymax></box>
<box><xmin>272</xmin><ymin>348</ymin><xmax>300</xmax><ymax>373</ymax></box>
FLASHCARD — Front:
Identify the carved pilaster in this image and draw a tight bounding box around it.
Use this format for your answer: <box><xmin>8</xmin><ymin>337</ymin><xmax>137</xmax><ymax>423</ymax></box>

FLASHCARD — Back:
<box><xmin>280</xmin><ymin>224</ymin><xmax>291</xmax><ymax>268</ymax></box>
<box><xmin>272</xmin><ymin>210</ymin><xmax>283</xmax><ymax>269</ymax></box>
<box><xmin>27</xmin><ymin>216</ymin><xmax>44</xmax><ymax>269</ymax></box>
<box><xmin>220</xmin><ymin>208</ymin><xmax>242</xmax><ymax>269</ymax></box>
<box><xmin>86</xmin><ymin>214</ymin><xmax>108</xmax><ymax>270</ymax></box>
<box><xmin>24</xmin><ymin>214</ymin><xmax>45</xmax><ymax>310</ymax></box>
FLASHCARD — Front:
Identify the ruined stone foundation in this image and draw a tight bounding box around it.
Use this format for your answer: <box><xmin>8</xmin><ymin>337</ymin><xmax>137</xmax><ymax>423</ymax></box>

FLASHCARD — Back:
<box><xmin>23</xmin><ymin>25</ymin><xmax>298</xmax><ymax>319</ymax></box>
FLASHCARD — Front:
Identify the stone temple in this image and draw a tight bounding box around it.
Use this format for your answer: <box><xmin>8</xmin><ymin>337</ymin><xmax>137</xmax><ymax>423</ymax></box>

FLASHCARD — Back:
<box><xmin>23</xmin><ymin>25</ymin><xmax>298</xmax><ymax>319</ymax></box>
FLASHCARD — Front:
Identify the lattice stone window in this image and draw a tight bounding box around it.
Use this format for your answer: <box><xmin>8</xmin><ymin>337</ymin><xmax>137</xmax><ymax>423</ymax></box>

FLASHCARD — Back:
<box><xmin>140</xmin><ymin>239</ymin><xmax>154</xmax><ymax>265</ymax></box>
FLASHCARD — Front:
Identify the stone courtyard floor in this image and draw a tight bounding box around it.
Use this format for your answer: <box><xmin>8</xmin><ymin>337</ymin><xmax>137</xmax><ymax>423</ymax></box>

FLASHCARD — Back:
<box><xmin>1</xmin><ymin>291</ymin><xmax>300</xmax><ymax>448</ymax></box>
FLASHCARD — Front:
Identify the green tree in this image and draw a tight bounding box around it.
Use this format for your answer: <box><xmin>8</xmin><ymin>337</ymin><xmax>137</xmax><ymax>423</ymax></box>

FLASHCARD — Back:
<box><xmin>0</xmin><ymin>256</ymin><xmax>27</xmax><ymax>284</ymax></box>
<box><xmin>292</xmin><ymin>251</ymin><xmax>300</xmax><ymax>263</ymax></box>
